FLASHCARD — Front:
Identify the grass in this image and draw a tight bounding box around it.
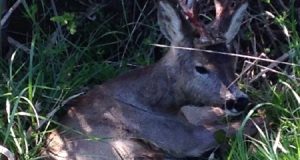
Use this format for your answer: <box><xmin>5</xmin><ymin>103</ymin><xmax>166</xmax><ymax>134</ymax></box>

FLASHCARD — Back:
<box><xmin>0</xmin><ymin>0</ymin><xmax>299</xmax><ymax>159</ymax></box>
<box><xmin>228</xmin><ymin>1</ymin><xmax>300</xmax><ymax>159</ymax></box>
<box><xmin>1</xmin><ymin>1</ymin><xmax>157</xmax><ymax>159</ymax></box>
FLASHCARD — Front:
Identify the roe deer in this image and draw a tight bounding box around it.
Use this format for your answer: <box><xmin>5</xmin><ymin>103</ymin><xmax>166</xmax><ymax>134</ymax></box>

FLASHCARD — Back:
<box><xmin>44</xmin><ymin>0</ymin><xmax>257</xmax><ymax>159</ymax></box>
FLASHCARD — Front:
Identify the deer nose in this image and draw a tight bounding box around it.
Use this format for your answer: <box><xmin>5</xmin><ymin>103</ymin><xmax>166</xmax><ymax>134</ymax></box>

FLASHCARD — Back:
<box><xmin>224</xmin><ymin>96</ymin><xmax>249</xmax><ymax>116</ymax></box>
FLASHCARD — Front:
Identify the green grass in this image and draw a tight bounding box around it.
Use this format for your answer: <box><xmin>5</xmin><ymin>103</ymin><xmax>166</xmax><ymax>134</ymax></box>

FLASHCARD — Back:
<box><xmin>0</xmin><ymin>0</ymin><xmax>299</xmax><ymax>160</ymax></box>
<box><xmin>228</xmin><ymin>1</ymin><xmax>300</xmax><ymax>159</ymax></box>
<box><xmin>0</xmin><ymin>1</ymin><xmax>157</xmax><ymax>159</ymax></box>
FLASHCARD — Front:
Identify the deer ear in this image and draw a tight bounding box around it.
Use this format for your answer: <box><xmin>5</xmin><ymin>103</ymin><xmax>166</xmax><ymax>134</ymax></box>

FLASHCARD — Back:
<box><xmin>158</xmin><ymin>0</ymin><xmax>185</xmax><ymax>43</ymax></box>
<box><xmin>224</xmin><ymin>2</ymin><xmax>248</xmax><ymax>43</ymax></box>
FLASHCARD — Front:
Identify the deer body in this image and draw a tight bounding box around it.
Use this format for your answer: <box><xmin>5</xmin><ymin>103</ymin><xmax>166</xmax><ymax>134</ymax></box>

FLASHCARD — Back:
<box><xmin>45</xmin><ymin>86</ymin><xmax>235</xmax><ymax>159</ymax></box>
<box><xmin>44</xmin><ymin>0</ymin><xmax>251</xmax><ymax>159</ymax></box>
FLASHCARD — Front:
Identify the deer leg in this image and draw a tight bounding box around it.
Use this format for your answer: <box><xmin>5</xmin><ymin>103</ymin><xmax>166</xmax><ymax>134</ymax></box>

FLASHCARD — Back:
<box><xmin>111</xmin><ymin>139</ymin><xmax>164</xmax><ymax>160</ymax></box>
<box><xmin>115</xmin><ymin>104</ymin><xmax>263</xmax><ymax>158</ymax></box>
<box><xmin>43</xmin><ymin>104</ymin><xmax>263</xmax><ymax>159</ymax></box>
<box><xmin>180</xmin><ymin>105</ymin><xmax>225</xmax><ymax>126</ymax></box>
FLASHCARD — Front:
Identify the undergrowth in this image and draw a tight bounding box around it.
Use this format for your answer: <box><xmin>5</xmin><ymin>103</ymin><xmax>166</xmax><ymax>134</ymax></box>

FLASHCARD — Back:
<box><xmin>0</xmin><ymin>0</ymin><xmax>299</xmax><ymax>159</ymax></box>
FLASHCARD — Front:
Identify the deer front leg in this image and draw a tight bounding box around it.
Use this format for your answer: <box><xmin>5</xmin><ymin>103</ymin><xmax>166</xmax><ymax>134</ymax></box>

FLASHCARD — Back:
<box><xmin>115</xmin><ymin>104</ymin><xmax>263</xmax><ymax>158</ymax></box>
<box><xmin>111</xmin><ymin>139</ymin><xmax>164</xmax><ymax>160</ymax></box>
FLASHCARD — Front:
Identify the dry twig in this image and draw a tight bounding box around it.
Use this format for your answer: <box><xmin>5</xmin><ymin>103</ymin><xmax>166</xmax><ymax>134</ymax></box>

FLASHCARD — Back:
<box><xmin>250</xmin><ymin>50</ymin><xmax>294</xmax><ymax>83</ymax></box>
<box><xmin>1</xmin><ymin>0</ymin><xmax>22</xmax><ymax>27</ymax></box>
<box><xmin>7</xmin><ymin>36</ymin><xmax>30</xmax><ymax>53</ymax></box>
<box><xmin>228</xmin><ymin>53</ymin><xmax>265</xmax><ymax>88</ymax></box>
<box><xmin>152</xmin><ymin>44</ymin><xmax>300</xmax><ymax>67</ymax></box>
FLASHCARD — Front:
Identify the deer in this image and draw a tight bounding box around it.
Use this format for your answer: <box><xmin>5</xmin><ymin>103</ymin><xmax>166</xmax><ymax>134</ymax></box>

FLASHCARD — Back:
<box><xmin>43</xmin><ymin>0</ymin><xmax>261</xmax><ymax>159</ymax></box>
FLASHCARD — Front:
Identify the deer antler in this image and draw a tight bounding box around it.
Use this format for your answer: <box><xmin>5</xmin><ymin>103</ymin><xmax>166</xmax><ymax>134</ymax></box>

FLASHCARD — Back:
<box><xmin>178</xmin><ymin>0</ymin><xmax>248</xmax><ymax>45</ymax></box>
<box><xmin>213</xmin><ymin>0</ymin><xmax>229</xmax><ymax>29</ymax></box>
<box><xmin>178</xmin><ymin>0</ymin><xmax>213</xmax><ymax>44</ymax></box>
<box><xmin>212</xmin><ymin>0</ymin><xmax>244</xmax><ymax>31</ymax></box>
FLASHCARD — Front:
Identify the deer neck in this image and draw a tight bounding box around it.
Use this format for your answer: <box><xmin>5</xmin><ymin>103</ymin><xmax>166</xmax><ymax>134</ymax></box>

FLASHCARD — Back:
<box><xmin>103</xmin><ymin>49</ymin><xmax>187</xmax><ymax>114</ymax></box>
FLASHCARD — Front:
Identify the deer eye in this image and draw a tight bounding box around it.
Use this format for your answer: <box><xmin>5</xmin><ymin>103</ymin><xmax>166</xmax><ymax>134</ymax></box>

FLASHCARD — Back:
<box><xmin>195</xmin><ymin>66</ymin><xmax>209</xmax><ymax>74</ymax></box>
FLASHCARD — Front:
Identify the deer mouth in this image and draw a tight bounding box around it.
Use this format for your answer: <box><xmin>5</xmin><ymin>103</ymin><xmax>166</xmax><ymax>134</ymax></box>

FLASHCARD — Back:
<box><xmin>224</xmin><ymin>108</ymin><xmax>243</xmax><ymax>116</ymax></box>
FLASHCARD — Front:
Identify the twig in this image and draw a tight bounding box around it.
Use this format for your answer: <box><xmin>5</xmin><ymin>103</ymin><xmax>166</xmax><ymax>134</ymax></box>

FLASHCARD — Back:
<box><xmin>228</xmin><ymin>54</ymin><xmax>265</xmax><ymax>88</ymax></box>
<box><xmin>120</xmin><ymin>0</ymin><xmax>149</xmax><ymax>67</ymax></box>
<box><xmin>250</xmin><ymin>51</ymin><xmax>292</xmax><ymax>83</ymax></box>
<box><xmin>7</xmin><ymin>36</ymin><xmax>30</xmax><ymax>53</ymax></box>
<box><xmin>257</xmin><ymin>0</ymin><xmax>278</xmax><ymax>46</ymax></box>
<box><xmin>152</xmin><ymin>44</ymin><xmax>300</xmax><ymax>67</ymax></box>
<box><xmin>1</xmin><ymin>0</ymin><xmax>22</xmax><ymax>27</ymax></box>
<box><xmin>251</xmin><ymin>36</ymin><xmax>258</xmax><ymax>57</ymax></box>
<box><xmin>245</xmin><ymin>62</ymin><xmax>300</xmax><ymax>81</ymax></box>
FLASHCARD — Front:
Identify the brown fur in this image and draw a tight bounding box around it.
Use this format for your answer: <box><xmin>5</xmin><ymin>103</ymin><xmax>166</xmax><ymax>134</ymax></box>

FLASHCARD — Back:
<box><xmin>43</xmin><ymin>0</ymin><xmax>254</xmax><ymax>159</ymax></box>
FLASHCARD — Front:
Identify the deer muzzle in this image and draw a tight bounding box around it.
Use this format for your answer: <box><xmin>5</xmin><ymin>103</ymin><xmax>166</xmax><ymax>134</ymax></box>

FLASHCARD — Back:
<box><xmin>223</xmin><ymin>87</ymin><xmax>249</xmax><ymax>116</ymax></box>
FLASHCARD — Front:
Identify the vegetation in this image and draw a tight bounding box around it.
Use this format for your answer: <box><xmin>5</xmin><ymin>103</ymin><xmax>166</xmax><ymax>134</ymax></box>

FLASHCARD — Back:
<box><xmin>0</xmin><ymin>0</ymin><xmax>299</xmax><ymax>159</ymax></box>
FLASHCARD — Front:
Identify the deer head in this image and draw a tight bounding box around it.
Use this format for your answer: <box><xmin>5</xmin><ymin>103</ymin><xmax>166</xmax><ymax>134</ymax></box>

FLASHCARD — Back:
<box><xmin>158</xmin><ymin>0</ymin><xmax>249</xmax><ymax>115</ymax></box>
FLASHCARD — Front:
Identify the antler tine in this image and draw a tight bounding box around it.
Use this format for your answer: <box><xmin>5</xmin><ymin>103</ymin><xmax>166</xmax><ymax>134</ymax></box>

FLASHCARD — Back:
<box><xmin>213</xmin><ymin>0</ymin><xmax>226</xmax><ymax>28</ymax></box>
<box><xmin>212</xmin><ymin>0</ymin><xmax>234</xmax><ymax>32</ymax></box>
<box><xmin>178</xmin><ymin>0</ymin><xmax>247</xmax><ymax>47</ymax></box>
<box><xmin>212</xmin><ymin>0</ymin><xmax>248</xmax><ymax>31</ymax></box>
<box><xmin>178</xmin><ymin>0</ymin><xmax>247</xmax><ymax>45</ymax></box>
<box><xmin>212</xmin><ymin>0</ymin><xmax>249</xmax><ymax>43</ymax></box>
<box><xmin>178</xmin><ymin>0</ymin><xmax>210</xmax><ymax>42</ymax></box>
